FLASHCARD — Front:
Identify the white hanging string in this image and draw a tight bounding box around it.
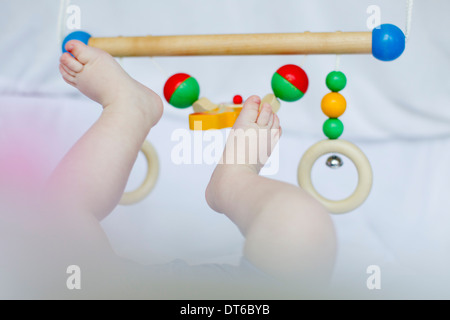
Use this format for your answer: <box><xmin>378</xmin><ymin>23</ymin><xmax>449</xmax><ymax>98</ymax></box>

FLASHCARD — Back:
<box><xmin>405</xmin><ymin>0</ymin><xmax>414</xmax><ymax>42</ymax></box>
<box><xmin>57</xmin><ymin>0</ymin><xmax>71</xmax><ymax>46</ymax></box>
<box><xmin>150</xmin><ymin>58</ymin><xmax>169</xmax><ymax>79</ymax></box>
<box><xmin>334</xmin><ymin>54</ymin><xmax>341</xmax><ymax>71</ymax></box>
<box><xmin>299</xmin><ymin>55</ymin><xmax>308</xmax><ymax>67</ymax></box>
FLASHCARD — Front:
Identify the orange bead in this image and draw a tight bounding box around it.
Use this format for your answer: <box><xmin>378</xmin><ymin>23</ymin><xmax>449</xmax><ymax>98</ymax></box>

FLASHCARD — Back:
<box><xmin>321</xmin><ymin>92</ymin><xmax>347</xmax><ymax>118</ymax></box>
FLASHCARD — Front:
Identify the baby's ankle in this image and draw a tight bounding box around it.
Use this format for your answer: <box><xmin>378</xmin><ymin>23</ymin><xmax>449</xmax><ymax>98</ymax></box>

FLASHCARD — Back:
<box><xmin>206</xmin><ymin>163</ymin><xmax>256</xmax><ymax>214</ymax></box>
<box><xmin>104</xmin><ymin>89</ymin><xmax>163</xmax><ymax>128</ymax></box>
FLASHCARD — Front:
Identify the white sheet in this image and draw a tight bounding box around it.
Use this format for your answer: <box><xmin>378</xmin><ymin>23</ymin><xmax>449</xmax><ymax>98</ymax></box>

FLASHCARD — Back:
<box><xmin>1</xmin><ymin>0</ymin><xmax>450</xmax><ymax>295</ymax></box>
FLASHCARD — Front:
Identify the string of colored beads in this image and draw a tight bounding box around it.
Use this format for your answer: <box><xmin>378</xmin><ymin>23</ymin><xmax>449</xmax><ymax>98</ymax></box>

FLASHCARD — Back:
<box><xmin>321</xmin><ymin>71</ymin><xmax>347</xmax><ymax>139</ymax></box>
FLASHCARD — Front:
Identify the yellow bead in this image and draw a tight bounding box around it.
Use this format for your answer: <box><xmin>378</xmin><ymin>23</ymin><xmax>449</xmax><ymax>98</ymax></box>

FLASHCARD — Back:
<box><xmin>321</xmin><ymin>92</ymin><xmax>347</xmax><ymax>118</ymax></box>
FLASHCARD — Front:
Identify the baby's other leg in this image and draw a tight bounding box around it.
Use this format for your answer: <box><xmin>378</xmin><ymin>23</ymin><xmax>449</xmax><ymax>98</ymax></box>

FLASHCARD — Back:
<box><xmin>51</xmin><ymin>40</ymin><xmax>163</xmax><ymax>220</ymax></box>
<box><xmin>206</xmin><ymin>96</ymin><xmax>336</xmax><ymax>285</ymax></box>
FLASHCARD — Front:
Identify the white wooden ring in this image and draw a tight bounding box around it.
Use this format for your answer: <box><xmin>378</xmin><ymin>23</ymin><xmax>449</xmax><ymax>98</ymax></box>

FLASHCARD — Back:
<box><xmin>297</xmin><ymin>139</ymin><xmax>372</xmax><ymax>214</ymax></box>
<box><xmin>120</xmin><ymin>140</ymin><xmax>159</xmax><ymax>205</ymax></box>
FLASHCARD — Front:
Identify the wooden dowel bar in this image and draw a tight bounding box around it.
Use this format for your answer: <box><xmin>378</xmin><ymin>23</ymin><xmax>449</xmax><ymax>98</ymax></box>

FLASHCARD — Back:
<box><xmin>88</xmin><ymin>32</ymin><xmax>372</xmax><ymax>57</ymax></box>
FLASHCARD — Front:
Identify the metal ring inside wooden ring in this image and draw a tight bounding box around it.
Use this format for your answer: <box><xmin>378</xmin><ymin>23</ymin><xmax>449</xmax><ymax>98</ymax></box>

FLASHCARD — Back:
<box><xmin>120</xmin><ymin>140</ymin><xmax>159</xmax><ymax>205</ymax></box>
<box><xmin>297</xmin><ymin>139</ymin><xmax>373</xmax><ymax>214</ymax></box>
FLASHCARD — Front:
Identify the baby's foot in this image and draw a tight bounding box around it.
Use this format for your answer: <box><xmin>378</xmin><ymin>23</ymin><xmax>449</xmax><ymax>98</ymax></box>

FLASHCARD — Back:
<box><xmin>59</xmin><ymin>40</ymin><xmax>163</xmax><ymax>126</ymax></box>
<box><xmin>229</xmin><ymin>95</ymin><xmax>282</xmax><ymax>173</ymax></box>
<box><xmin>206</xmin><ymin>96</ymin><xmax>282</xmax><ymax>213</ymax></box>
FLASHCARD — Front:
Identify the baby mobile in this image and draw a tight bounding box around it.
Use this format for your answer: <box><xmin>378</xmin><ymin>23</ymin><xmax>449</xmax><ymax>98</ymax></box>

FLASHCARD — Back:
<box><xmin>62</xmin><ymin>2</ymin><xmax>413</xmax><ymax>213</ymax></box>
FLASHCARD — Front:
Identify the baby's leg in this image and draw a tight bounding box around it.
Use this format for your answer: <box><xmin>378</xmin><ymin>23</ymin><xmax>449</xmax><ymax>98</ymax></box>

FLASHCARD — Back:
<box><xmin>50</xmin><ymin>40</ymin><xmax>162</xmax><ymax>271</ymax></box>
<box><xmin>52</xmin><ymin>40</ymin><xmax>163</xmax><ymax>221</ymax></box>
<box><xmin>2</xmin><ymin>40</ymin><xmax>164</xmax><ymax>297</ymax></box>
<box><xmin>206</xmin><ymin>96</ymin><xmax>336</xmax><ymax>285</ymax></box>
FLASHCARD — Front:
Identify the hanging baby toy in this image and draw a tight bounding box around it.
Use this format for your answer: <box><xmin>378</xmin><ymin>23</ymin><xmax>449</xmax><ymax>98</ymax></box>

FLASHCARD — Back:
<box><xmin>62</xmin><ymin>5</ymin><xmax>409</xmax><ymax>212</ymax></box>
<box><xmin>162</xmin><ymin>63</ymin><xmax>308</xmax><ymax>130</ymax></box>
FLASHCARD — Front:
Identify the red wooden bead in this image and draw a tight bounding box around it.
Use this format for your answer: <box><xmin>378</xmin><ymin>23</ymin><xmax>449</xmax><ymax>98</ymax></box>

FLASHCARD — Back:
<box><xmin>233</xmin><ymin>95</ymin><xmax>243</xmax><ymax>104</ymax></box>
<box><xmin>163</xmin><ymin>73</ymin><xmax>191</xmax><ymax>103</ymax></box>
<box><xmin>276</xmin><ymin>64</ymin><xmax>309</xmax><ymax>94</ymax></box>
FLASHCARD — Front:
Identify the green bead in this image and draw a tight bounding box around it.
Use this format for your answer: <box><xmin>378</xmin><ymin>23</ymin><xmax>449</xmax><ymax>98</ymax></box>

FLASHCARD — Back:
<box><xmin>323</xmin><ymin>118</ymin><xmax>344</xmax><ymax>139</ymax></box>
<box><xmin>169</xmin><ymin>77</ymin><xmax>200</xmax><ymax>109</ymax></box>
<box><xmin>271</xmin><ymin>72</ymin><xmax>304</xmax><ymax>102</ymax></box>
<box><xmin>326</xmin><ymin>71</ymin><xmax>347</xmax><ymax>92</ymax></box>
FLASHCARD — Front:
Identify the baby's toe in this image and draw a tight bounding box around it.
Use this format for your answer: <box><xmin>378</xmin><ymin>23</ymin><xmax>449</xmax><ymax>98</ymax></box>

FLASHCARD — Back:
<box><xmin>65</xmin><ymin>40</ymin><xmax>101</xmax><ymax>65</ymax></box>
<box><xmin>237</xmin><ymin>96</ymin><xmax>261</xmax><ymax>124</ymax></box>
<box><xmin>60</xmin><ymin>63</ymin><xmax>76</xmax><ymax>77</ymax></box>
<box><xmin>270</xmin><ymin>115</ymin><xmax>282</xmax><ymax>140</ymax></box>
<box><xmin>60</xmin><ymin>53</ymin><xmax>84</xmax><ymax>73</ymax></box>
<box><xmin>59</xmin><ymin>64</ymin><xmax>76</xmax><ymax>86</ymax></box>
<box><xmin>256</xmin><ymin>103</ymin><xmax>273</xmax><ymax>127</ymax></box>
<box><xmin>271</xmin><ymin>113</ymin><xmax>281</xmax><ymax>130</ymax></box>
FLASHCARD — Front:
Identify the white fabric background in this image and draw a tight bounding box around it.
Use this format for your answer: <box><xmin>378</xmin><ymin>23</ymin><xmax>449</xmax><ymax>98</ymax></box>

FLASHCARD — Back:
<box><xmin>1</xmin><ymin>0</ymin><xmax>450</xmax><ymax>295</ymax></box>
